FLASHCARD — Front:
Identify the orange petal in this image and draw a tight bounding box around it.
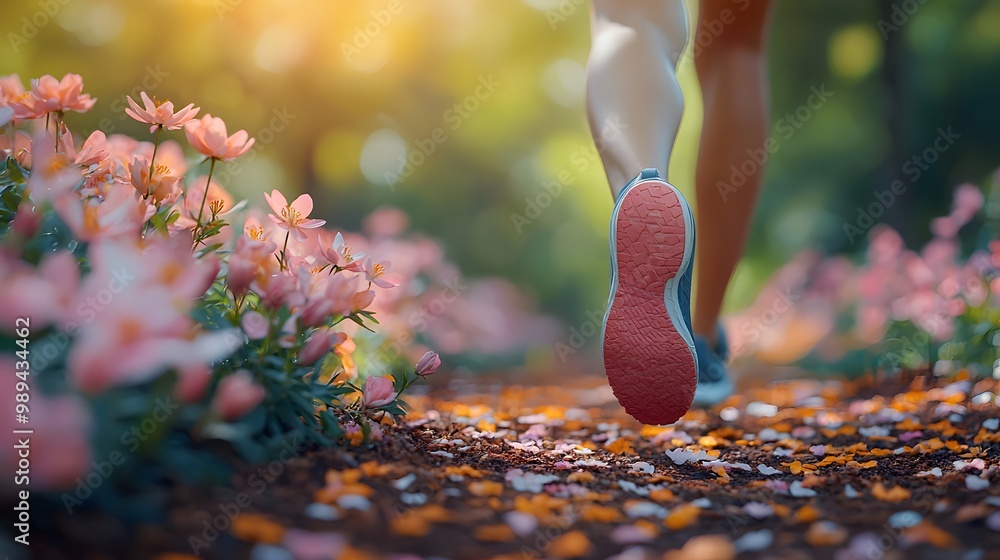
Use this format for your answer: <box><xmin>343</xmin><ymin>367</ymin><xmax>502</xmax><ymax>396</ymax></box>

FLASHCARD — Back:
<box><xmin>229</xmin><ymin>514</ymin><xmax>285</xmax><ymax>544</ymax></box>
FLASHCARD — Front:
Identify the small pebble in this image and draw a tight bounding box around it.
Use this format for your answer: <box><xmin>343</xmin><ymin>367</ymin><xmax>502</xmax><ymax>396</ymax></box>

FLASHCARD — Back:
<box><xmin>617</xmin><ymin>480</ymin><xmax>649</xmax><ymax>496</ymax></box>
<box><xmin>743</xmin><ymin>501</ymin><xmax>774</xmax><ymax>519</ymax></box>
<box><xmin>624</xmin><ymin>501</ymin><xmax>669</xmax><ymax>519</ymax></box>
<box><xmin>983</xmin><ymin>418</ymin><xmax>999</xmax><ymax>431</ymax></box>
<box><xmin>609</xmin><ymin>524</ymin><xmax>656</xmax><ymax>545</ymax></box>
<box><xmin>400</xmin><ymin>492</ymin><xmax>427</xmax><ymax>505</ymax></box>
<box><xmin>757</xmin><ymin>464</ymin><xmax>781</xmax><ymax>476</ymax></box>
<box><xmin>504</xmin><ymin>511</ymin><xmax>539</xmax><ymax>537</ymax></box>
<box><xmin>631</xmin><ymin>461</ymin><xmax>654</xmax><ymax>474</ymax></box>
<box><xmin>887</xmin><ymin>511</ymin><xmax>922</xmax><ymax>528</ymax></box>
<box><xmin>734</xmin><ymin>530</ymin><xmax>773</xmax><ymax>553</ymax></box>
<box><xmin>249</xmin><ymin>545</ymin><xmax>293</xmax><ymax>560</ymax></box>
<box><xmin>337</xmin><ymin>494</ymin><xmax>371</xmax><ymax>511</ymax></box>
<box><xmin>967</xmin><ymin>475</ymin><xmax>990</xmax><ymax>490</ymax></box>
<box><xmin>304</xmin><ymin>503</ymin><xmax>339</xmax><ymax>521</ymax></box>
<box><xmin>393</xmin><ymin>473</ymin><xmax>417</xmax><ymax>490</ymax></box>
<box><xmin>746</xmin><ymin>402</ymin><xmax>777</xmax><ymax>417</ymax></box>
<box><xmin>790</xmin><ymin>481</ymin><xmax>817</xmax><ymax>498</ymax></box>
<box><xmin>972</xmin><ymin>392</ymin><xmax>995</xmax><ymax>405</ymax></box>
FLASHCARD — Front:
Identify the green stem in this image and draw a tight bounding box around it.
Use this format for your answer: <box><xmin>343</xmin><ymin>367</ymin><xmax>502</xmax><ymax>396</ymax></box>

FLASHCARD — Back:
<box><xmin>148</xmin><ymin>125</ymin><xmax>162</xmax><ymax>184</ymax></box>
<box><xmin>195</xmin><ymin>157</ymin><xmax>217</xmax><ymax>226</ymax></box>
<box><xmin>193</xmin><ymin>157</ymin><xmax>218</xmax><ymax>246</ymax></box>
<box><xmin>44</xmin><ymin>114</ymin><xmax>50</xmax><ymax>137</ymax></box>
<box><xmin>280</xmin><ymin>231</ymin><xmax>290</xmax><ymax>271</ymax></box>
<box><xmin>54</xmin><ymin>113</ymin><xmax>61</xmax><ymax>153</ymax></box>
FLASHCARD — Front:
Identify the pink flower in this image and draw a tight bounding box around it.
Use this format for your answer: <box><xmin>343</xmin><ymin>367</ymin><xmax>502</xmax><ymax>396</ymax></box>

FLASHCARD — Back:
<box><xmin>254</xmin><ymin>273</ymin><xmax>301</xmax><ymax>309</ymax></box>
<box><xmin>361</xmin><ymin>256</ymin><xmax>396</xmax><ymax>288</ymax></box>
<box><xmin>318</xmin><ymin>231</ymin><xmax>364</xmax><ymax>271</ymax></box>
<box><xmin>11</xmin><ymin>73</ymin><xmax>96</xmax><ymax>118</ymax></box>
<box><xmin>931</xmin><ymin>216</ymin><xmax>960</xmax><ymax>239</ymax></box>
<box><xmin>63</xmin><ymin>129</ymin><xmax>110</xmax><ymax>168</ymax></box>
<box><xmin>265</xmin><ymin>190</ymin><xmax>326</xmax><ymax>242</ymax></box>
<box><xmin>363</xmin><ymin>206</ymin><xmax>409</xmax><ymax>237</ymax></box>
<box><xmin>324</xmin><ymin>273</ymin><xmax>360</xmax><ymax>316</ymax></box>
<box><xmin>129</xmin><ymin>156</ymin><xmax>181</xmax><ymax>205</ymax></box>
<box><xmin>55</xmin><ymin>186</ymin><xmax>152</xmax><ymax>242</ymax></box>
<box><xmin>10</xmin><ymin>201</ymin><xmax>40</xmax><ymax>238</ymax></box>
<box><xmin>362</xmin><ymin>376</ymin><xmax>397</xmax><ymax>409</ymax></box>
<box><xmin>0</xmin><ymin>250</ymin><xmax>79</xmax><ymax>330</ymax></box>
<box><xmin>212</xmin><ymin>370</ymin><xmax>266</xmax><ymax>421</ymax></box>
<box><xmin>298</xmin><ymin>329</ymin><xmax>346</xmax><ymax>366</ymax></box>
<box><xmin>175</xmin><ymin>364</ymin><xmax>212</xmax><ymax>403</ymax></box>
<box><xmin>68</xmin><ymin>297</ymin><xmax>238</xmax><ymax>392</ymax></box>
<box><xmin>227</xmin><ymin>234</ymin><xmax>278</xmax><ymax>297</ymax></box>
<box><xmin>0</xmin><ymin>129</ymin><xmax>30</xmax><ymax>167</ymax></box>
<box><xmin>65</xmin><ymin>237</ymin><xmax>238</xmax><ymax>392</ymax></box>
<box><xmin>125</xmin><ymin>91</ymin><xmax>200</xmax><ymax>133</ymax></box>
<box><xmin>174</xmin><ymin>176</ymin><xmax>235</xmax><ymax>229</ymax></box>
<box><xmin>350</xmin><ymin>289</ymin><xmax>375</xmax><ymax>312</ymax></box>
<box><xmin>951</xmin><ymin>183</ymin><xmax>984</xmax><ymax>224</ymax></box>
<box><xmin>26</xmin><ymin>134</ymin><xmax>82</xmax><ymax>203</ymax></box>
<box><xmin>184</xmin><ymin>114</ymin><xmax>254</xmax><ymax>160</ymax></box>
<box><xmin>414</xmin><ymin>351</ymin><xmax>441</xmax><ymax>376</ymax></box>
<box><xmin>241</xmin><ymin>311</ymin><xmax>270</xmax><ymax>339</ymax></box>
<box><xmin>0</xmin><ymin>74</ymin><xmax>25</xmax><ymax>107</ymax></box>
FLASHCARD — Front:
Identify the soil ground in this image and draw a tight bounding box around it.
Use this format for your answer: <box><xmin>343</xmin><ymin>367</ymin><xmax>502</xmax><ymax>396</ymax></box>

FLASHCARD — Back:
<box><xmin>30</xmin><ymin>373</ymin><xmax>1000</xmax><ymax>560</ymax></box>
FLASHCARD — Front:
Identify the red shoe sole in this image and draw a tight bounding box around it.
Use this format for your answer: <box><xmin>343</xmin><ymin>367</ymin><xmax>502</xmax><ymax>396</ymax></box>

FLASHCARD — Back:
<box><xmin>603</xmin><ymin>179</ymin><xmax>696</xmax><ymax>425</ymax></box>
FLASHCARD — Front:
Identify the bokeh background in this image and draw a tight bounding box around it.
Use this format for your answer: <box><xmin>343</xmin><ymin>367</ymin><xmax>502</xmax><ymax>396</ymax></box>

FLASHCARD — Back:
<box><xmin>5</xmin><ymin>0</ymin><xmax>1000</xmax><ymax>371</ymax></box>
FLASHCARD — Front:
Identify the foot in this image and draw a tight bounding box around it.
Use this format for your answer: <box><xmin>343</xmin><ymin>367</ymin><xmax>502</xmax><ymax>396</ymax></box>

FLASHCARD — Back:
<box><xmin>602</xmin><ymin>168</ymin><xmax>697</xmax><ymax>425</ymax></box>
<box><xmin>691</xmin><ymin>325</ymin><xmax>734</xmax><ymax>407</ymax></box>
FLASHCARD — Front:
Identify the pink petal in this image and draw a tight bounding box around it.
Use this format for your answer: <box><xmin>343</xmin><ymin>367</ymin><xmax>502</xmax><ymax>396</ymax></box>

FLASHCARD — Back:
<box><xmin>290</xmin><ymin>194</ymin><xmax>313</xmax><ymax>216</ymax></box>
<box><xmin>264</xmin><ymin>190</ymin><xmax>288</xmax><ymax>215</ymax></box>
<box><xmin>299</xmin><ymin>218</ymin><xmax>326</xmax><ymax>229</ymax></box>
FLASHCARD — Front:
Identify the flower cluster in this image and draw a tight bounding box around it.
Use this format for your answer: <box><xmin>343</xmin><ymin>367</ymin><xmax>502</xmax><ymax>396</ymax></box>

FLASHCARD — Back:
<box><xmin>0</xmin><ymin>74</ymin><xmax>443</xmax><ymax>494</ymax></box>
<box><xmin>726</xmin><ymin>178</ymin><xmax>1000</xmax><ymax>377</ymax></box>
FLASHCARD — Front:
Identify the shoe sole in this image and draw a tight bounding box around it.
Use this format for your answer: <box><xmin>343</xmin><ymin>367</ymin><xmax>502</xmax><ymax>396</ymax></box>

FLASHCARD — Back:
<box><xmin>602</xmin><ymin>178</ymin><xmax>697</xmax><ymax>425</ymax></box>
